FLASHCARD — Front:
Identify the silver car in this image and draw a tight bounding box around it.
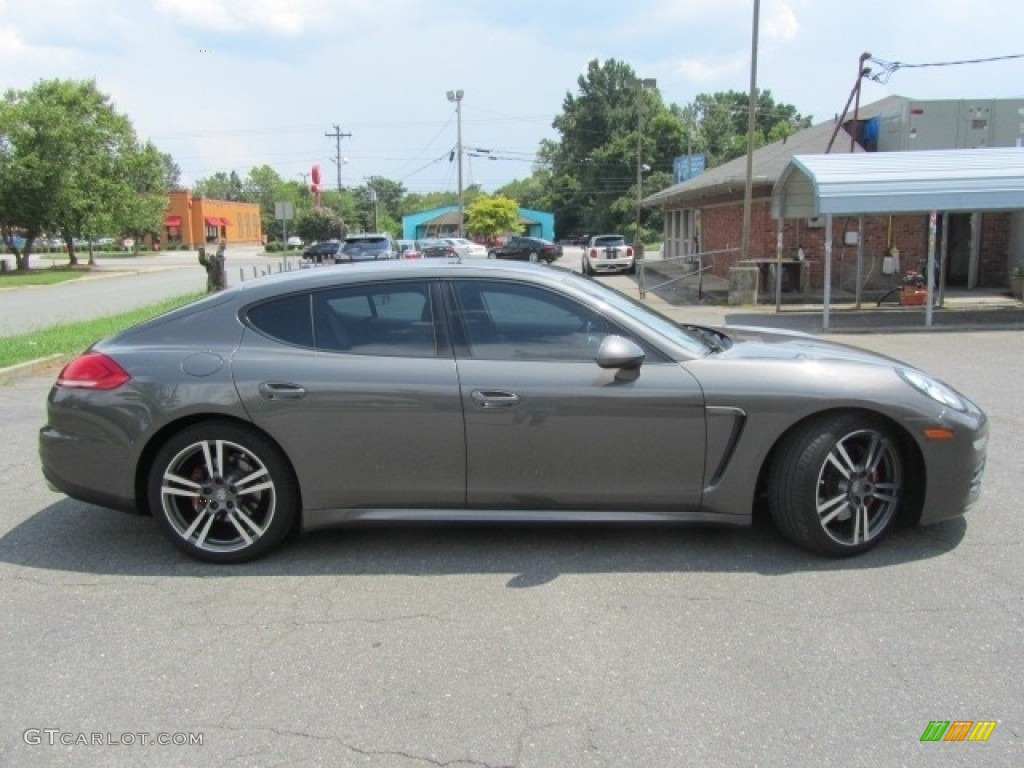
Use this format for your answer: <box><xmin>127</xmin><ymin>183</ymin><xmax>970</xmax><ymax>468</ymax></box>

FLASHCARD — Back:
<box><xmin>40</xmin><ymin>261</ymin><xmax>987</xmax><ymax>563</ymax></box>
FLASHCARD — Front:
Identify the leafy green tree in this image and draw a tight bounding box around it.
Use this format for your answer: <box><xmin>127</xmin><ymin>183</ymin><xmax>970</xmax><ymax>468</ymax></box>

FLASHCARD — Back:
<box><xmin>119</xmin><ymin>141</ymin><xmax>171</xmax><ymax>255</ymax></box>
<box><xmin>496</xmin><ymin>171</ymin><xmax>551</xmax><ymax>212</ymax></box>
<box><xmin>161</xmin><ymin>152</ymin><xmax>182</xmax><ymax>189</ymax></box>
<box><xmin>0</xmin><ymin>78</ymin><xmax>167</xmax><ymax>270</ymax></box>
<box><xmin>464</xmin><ymin>195</ymin><xmax>519</xmax><ymax>240</ymax></box>
<box><xmin>193</xmin><ymin>170</ymin><xmax>247</xmax><ymax>201</ymax></box>
<box><xmin>689</xmin><ymin>90</ymin><xmax>811</xmax><ymax>166</ymax></box>
<box><xmin>295</xmin><ymin>206</ymin><xmax>347</xmax><ymax>243</ymax></box>
<box><xmin>539</xmin><ymin>59</ymin><xmax>683</xmax><ymax>239</ymax></box>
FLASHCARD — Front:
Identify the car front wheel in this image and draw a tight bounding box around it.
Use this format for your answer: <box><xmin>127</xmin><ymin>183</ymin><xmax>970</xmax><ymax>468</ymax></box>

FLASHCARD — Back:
<box><xmin>148</xmin><ymin>421</ymin><xmax>298</xmax><ymax>563</ymax></box>
<box><xmin>768</xmin><ymin>414</ymin><xmax>904</xmax><ymax>557</ymax></box>
<box><xmin>528</xmin><ymin>251</ymin><xmax>539</xmax><ymax>263</ymax></box>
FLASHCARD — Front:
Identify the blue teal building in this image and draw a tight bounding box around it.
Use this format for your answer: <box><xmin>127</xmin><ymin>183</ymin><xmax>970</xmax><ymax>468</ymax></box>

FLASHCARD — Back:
<box><xmin>402</xmin><ymin>206</ymin><xmax>555</xmax><ymax>241</ymax></box>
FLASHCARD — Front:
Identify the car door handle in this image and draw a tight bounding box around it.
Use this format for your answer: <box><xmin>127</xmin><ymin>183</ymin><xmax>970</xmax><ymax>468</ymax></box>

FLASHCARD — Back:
<box><xmin>471</xmin><ymin>390</ymin><xmax>521</xmax><ymax>409</ymax></box>
<box><xmin>258</xmin><ymin>382</ymin><xmax>307</xmax><ymax>401</ymax></box>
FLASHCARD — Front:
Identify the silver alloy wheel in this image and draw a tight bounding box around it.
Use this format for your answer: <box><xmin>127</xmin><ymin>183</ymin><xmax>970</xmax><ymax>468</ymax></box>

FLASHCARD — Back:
<box><xmin>529</xmin><ymin>251</ymin><xmax>539</xmax><ymax>262</ymax></box>
<box><xmin>159</xmin><ymin>438</ymin><xmax>277</xmax><ymax>555</ymax></box>
<box><xmin>814</xmin><ymin>428</ymin><xmax>902</xmax><ymax>547</ymax></box>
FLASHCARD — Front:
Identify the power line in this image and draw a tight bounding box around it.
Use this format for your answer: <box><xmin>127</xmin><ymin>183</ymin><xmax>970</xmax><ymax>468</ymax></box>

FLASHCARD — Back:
<box><xmin>867</xmin><ymin>53</ymin><xmax>1024</xmax><ymax>84</ymax></box>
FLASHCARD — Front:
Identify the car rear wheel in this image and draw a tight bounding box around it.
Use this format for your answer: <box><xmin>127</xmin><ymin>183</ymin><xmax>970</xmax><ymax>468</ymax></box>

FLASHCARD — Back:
<box><xmin>148</xmin><ymin>421</ymin><xmax>298</xmax><ymax>563</ymax></box>
<box><xmin>768</xmin><ymin>414</ymin><xmax>904</xmax><ymax>556</ymax></box>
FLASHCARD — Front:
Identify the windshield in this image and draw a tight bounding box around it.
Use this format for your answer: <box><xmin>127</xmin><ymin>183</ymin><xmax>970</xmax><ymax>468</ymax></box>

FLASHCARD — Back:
<box><xmin>566</xmin><ymin>272</ymin><xmax>712</xmax><ymax>356</ymax></box>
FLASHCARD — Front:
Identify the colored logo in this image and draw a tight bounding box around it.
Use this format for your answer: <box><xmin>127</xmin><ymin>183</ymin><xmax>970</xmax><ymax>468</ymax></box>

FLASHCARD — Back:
<box><xmin>920</xmin><ymin>720</ymin><xmax>997</xmax><ymax>742</ymax></box>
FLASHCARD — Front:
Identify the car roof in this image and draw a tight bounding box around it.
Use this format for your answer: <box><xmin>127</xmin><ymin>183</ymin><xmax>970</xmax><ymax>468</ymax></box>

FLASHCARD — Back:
<box><xmin>229</xmin><ymin>258</ymin><xmax>572</xmax><ymax>302</ymax></box>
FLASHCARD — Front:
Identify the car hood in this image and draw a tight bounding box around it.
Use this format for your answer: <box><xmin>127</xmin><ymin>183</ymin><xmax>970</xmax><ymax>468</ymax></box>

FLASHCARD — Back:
<box><xmin>713</xmin><ymin>325</ymin><xmax>903</xmax><ymax>367</ymax></box>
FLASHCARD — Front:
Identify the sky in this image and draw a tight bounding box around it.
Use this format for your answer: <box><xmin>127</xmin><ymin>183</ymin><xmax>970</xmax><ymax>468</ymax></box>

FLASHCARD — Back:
<box><xmin>2</xmin><ymin>0</ymin><xmax>1024</xmax><ymax>194</ymax></box>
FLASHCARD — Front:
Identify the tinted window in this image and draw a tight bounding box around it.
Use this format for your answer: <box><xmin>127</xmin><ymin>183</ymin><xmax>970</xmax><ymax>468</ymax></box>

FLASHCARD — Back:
<box><xmin>342</xmin><ymin>237</ymin><xmax>392</xmax><ymax>258</ymax></box>
<box><xmin>313</xmin><ymin>281</ymin><xmax>435</xmax><ymax>356</ymax></box>
<box><xmin>593</xmin><ymin>236</ymin><xmax>626</xmax><ymax>247</ymax></box>
<box><xmin>247</xmin><ymin>293</ymin><xmax>314</xmax><ymax>347</ymax></box>
<box><xmin>451</xmin><ymin>280</ymin><xmax>615</xmax><ymax>361</ymax></box>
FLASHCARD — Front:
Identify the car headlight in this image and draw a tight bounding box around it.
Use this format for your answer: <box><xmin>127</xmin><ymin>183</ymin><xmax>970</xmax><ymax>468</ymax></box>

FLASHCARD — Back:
<box><xmin>898</xmin><ymin>368</ymin><xmax>967</xmax><ymax>412</ymax></box>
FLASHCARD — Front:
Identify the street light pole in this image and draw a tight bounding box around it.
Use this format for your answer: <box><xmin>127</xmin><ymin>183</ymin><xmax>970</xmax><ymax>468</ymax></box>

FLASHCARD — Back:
<box><xmin>446</xmin><ymin>89</ymin><xmax>465</xmax><ymax>237</ymax></box>
<box><xmin>625</xmin><ymin>76</ymin><xmax>657</xmax><ymax>251</ymax></box>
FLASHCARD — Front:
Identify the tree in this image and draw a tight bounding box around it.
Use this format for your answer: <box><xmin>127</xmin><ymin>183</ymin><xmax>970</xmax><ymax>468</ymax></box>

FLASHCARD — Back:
<box><xmin>0</xmin><ymin>78</ymin><xmax>167</xmax><ymax>270</ymax></box>
<box><xmin>193</xmin><ymin>170</ymin><xmax>247</xmax><ymax>202</ymax></box>
<box><xmin>496</xmin><ymin>170</ymin><xmax>551</xmax><ymax>212</ymax></box>
<box><xmin>295</xmin><ymin>207</ymin><xmax>347</xmax><ymax>244</ymax></box>
<box><xmin>539</xmin><ymin>59</ymin><xmax>684</xmax><ymax>239</ymax></box>
<box><xmin>464</xmin><ymin>195</ymin><xmax>519</xmax><ymax>240</ymax></box>
<box><xmin>161</xmin><ymin>152</ymin><xmax>182</xmax><ymax>189</ymax></box>
<box><xmin>119</xmin><ymin>141</ymin><xmax>171</xmax><ymax>255</ymax></box>
<box><xmin>689</xmin><ymin>90</ymin><xmax>811</xmax><ymax>166</ymax></box>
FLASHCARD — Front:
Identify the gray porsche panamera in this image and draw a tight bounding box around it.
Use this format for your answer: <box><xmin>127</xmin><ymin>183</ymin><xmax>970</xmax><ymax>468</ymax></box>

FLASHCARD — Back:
<box><xmin>40</xmin><ymin>260</ymin><xmax>987</xmax><ymax>563</ymax></box>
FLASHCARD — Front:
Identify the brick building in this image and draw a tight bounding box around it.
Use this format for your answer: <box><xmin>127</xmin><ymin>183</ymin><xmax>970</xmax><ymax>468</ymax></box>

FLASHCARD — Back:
<box><xmin>644</xmin><ymin>96</ymin><xmax>1024</xmax><ymax>293</ymax></box>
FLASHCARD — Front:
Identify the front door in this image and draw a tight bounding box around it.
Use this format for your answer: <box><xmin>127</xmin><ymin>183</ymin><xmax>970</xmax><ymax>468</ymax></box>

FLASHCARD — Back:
<box><xmin>447</xmin><ymin>279</ymin><xmax>706</xmax><ymax>511</ymax></box>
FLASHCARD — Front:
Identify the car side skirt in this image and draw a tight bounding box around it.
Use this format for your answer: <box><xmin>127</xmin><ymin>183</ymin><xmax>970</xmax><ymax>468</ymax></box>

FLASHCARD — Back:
<box><xmin>302</xmin><ymin>508</ymin><xmax>750</xmax><ymax>531</ymax></box>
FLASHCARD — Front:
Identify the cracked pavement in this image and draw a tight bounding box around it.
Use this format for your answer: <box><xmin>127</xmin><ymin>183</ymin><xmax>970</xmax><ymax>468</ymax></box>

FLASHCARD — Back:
<box><xmin>0</xmin><ymin>331</ymin><xmax>1022</xmax><ymax>766</ymax></box>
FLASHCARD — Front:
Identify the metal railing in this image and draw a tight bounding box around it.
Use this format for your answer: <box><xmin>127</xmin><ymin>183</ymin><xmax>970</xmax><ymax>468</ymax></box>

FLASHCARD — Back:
<box><xmin>637</xmin><ymin>248</ymin><xmax>738</xmax><ymax>299</ymax></box>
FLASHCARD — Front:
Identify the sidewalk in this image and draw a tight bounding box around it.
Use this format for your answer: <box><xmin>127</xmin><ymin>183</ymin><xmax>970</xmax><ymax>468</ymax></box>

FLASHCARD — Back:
<box><xmin>628</xmin><ymin>255</ymin><xmax>1024</xmax><ymax>333</ymax></box>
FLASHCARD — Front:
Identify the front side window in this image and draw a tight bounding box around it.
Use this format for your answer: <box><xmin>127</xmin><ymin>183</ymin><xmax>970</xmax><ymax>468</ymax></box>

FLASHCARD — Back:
<box><xmin>450</xmin><ymin>280</ymin><xmax>615</xmax><ymax>361</ymax></box>
<box><xmin>313</xmin><ymin>281</ymin><xmax>435</xmax><ymax>356</ymax></box>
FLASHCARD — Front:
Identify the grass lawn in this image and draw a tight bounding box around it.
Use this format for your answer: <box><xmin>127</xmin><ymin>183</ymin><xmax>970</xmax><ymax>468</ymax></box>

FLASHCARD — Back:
<box><xmin>0</xmin><ymin>266</ymin><xmax>93</xmax><ymax>287</ymax></box>
<box><xmin>0</xmin><ymin>292</ymin><xmax>205</xmax><ymax>370</ymax></box>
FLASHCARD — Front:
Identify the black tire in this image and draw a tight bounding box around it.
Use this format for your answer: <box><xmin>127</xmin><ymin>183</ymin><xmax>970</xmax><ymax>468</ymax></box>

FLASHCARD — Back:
<box><xmin>582</xmin><ymin>258</ymin><xmax>593</xmax><ymax>276</ymax></box>
<box><xmin>768</xmin><ymin>413</ymin><xmax>904</xmax><ymax>557</ymax></box>
<box><xmin>625</xmin><ymin>261</ymin><xmax>636</xmax><ymax>275</ymax></box>
<box><xmin>148</xmin><ymin>421</ymin><xmax>298</xmax><ymax>563</ymax></box>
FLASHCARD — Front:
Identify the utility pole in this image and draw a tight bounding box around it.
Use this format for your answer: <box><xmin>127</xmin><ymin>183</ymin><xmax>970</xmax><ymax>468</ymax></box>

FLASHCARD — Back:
<box><xmin>625</xmin><ymin>76</ymin><xmax>657</xmax><ymax>251</ymax></box>
<box><xmin>740</xmin><ymin>0</ymin><xmax>760</xmax><ymax>262</ymax></box>
<box><xmin>447</xmin><ymin>90</ymin><xmax>464</xmax><ymax>236</ymax></box>
<box><xmin>325</xmin><ymin>124</ymin><xmax>352</xmax><ymax>192</ymax></box>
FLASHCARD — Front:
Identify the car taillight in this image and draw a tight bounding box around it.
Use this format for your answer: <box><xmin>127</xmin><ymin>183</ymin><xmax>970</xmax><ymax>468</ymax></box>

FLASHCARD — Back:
<box><xmin>57</xmin><ymin>352</ymin><xmax>131</xmax><ymax>390</ymax></box>
<box><xmin>626</xmin><ymin>247</ymin><xmax>633</xmax><ymax>257</ymax></box>
<box><xmin>589</xmin><ymin>248</ymin><xmax>597</xmax><ymax>257</ymax></box>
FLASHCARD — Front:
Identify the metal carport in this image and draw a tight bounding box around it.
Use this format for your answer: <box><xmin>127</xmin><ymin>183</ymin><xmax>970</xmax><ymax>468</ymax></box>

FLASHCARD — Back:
<box><xmin>771</xmin><ymin>147</ymin><xmax>1024</xmax><ymax>329</ymax></box>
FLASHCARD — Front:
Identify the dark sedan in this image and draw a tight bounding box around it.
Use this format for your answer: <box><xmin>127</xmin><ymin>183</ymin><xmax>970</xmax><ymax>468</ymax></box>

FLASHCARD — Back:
<box><xmin>488</xmin><ymin>236</ymin><xmax>562</xmax><ymax>263</ymax></box>
<box><xmin>40</xmin><ymin>261</ymin><xmax>987</xmax><ymax>563</ymax></box>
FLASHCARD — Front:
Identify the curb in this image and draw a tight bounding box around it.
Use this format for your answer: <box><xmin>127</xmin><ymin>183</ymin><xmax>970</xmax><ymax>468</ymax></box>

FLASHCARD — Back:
<box><xmin>0</xmin><ymin>354</ymin><xmax>65</xmax><ymax>381</ymax></box>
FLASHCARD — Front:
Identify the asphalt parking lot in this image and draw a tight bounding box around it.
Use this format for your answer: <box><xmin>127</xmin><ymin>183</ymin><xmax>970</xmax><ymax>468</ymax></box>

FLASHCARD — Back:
<box><xmin>1</xmin><ymin>329</ymin><xmax>1021</xmax><ymax>767</ymax></box>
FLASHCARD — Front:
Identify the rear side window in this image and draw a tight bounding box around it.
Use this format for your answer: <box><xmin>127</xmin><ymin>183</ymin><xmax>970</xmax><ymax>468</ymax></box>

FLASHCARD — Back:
<box><xmin>246</xmin><ymin>294</ymin><xmax>314</xmax><ymax>347</ymax></box>
<box><xmin>313</xmin><ymin>281</ymin><xmax>436</xmax><ymax>356</ymax></box>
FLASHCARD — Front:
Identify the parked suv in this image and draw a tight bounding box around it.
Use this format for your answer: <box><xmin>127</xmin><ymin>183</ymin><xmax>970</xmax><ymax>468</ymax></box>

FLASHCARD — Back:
<box><xmin>340</xmin><ymin>233</ymin><xmax>398</xmax><ymax>261</ymax></box>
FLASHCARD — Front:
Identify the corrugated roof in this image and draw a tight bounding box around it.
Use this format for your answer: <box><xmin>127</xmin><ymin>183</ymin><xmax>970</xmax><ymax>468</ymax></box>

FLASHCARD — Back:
<box><xmin>772</xmin><ymin>147</ymin><xmax>1024</xmax><ymax>217</ymax></box>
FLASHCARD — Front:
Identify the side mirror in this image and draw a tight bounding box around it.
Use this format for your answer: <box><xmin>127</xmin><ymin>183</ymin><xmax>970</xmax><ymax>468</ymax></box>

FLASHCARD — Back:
<box><xmin>596</xmin><ymin>335</ymin><xmax>645</xmax><ymax>370</ymax></box>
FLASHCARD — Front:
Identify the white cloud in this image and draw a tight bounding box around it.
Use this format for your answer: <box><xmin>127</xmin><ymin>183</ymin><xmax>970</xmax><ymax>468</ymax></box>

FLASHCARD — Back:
<box><xmin>762</xmin><ymin>3</ymin><xmax>800</xmax><ymax>46</ymax></box>
<box><xmin>153</xmin><ymin>0</ymin><xmax>333</xmax><ymax>36</ymax></box>
<box><xmin>673</xmin><ymin>55</ymin><xmax>749</xmax><ymax>85</ymax></box>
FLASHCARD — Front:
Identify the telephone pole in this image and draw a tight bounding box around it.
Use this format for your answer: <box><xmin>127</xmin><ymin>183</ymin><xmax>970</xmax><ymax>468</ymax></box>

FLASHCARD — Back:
<box><xmin>325</xmin><ymin>124</ymin><xmax>352</xmax><ymax>192</ymax></box>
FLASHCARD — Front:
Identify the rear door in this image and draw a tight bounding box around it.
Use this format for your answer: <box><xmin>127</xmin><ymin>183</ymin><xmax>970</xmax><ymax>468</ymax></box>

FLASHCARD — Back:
<box><xmin>446</xmin><ymin>278</ymin><xmax>706</xmax><ymax>511</ymax></box>
<box><xmin>233</xmin><ymin>280</ymin><xmax>465</xmax><ymax>511</ymax></box>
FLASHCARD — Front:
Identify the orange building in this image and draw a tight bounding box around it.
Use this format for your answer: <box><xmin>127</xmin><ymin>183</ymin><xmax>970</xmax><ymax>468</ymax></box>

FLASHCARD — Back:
<box><xmin>163</xmin><ymin>189</ymin><xmax>263</xmax><ymax>248</ymax></box>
